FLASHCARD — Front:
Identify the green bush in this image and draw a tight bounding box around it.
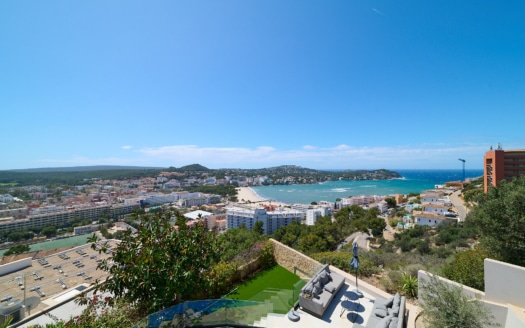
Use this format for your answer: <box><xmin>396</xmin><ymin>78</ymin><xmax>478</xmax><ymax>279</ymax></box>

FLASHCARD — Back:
<box><xmin>419</xmin><ymin>274</ymin><xmax>498</xmax><ymax>328</ymax></box>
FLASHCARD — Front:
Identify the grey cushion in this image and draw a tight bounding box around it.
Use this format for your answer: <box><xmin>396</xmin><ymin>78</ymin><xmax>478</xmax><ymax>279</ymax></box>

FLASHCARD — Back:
<box><xmin>303</xmin><ymin>283</ymin><xmax>313</xmax><ymax>295</ymax></box>
<box><xmin>377</xmin><ymin>315</ymin><xmax>392</xmax><ymax>328</ymax></box>
<box><xmin>319</xmin><ymin>271</ymin><xmax>330</xmax><ymax>285</ymax></box>
<box><xmin>324</xmin><ymin>285</ymin><xmax>336</xmax><ymax>293</ymax></box>
<box><xmin>374</xmin><ymin>303</ymin><xmax>388</xmax><ymax>318</ymax></box>
<box><xmin>389</xmin><ymin>317</ymin><xmax>399</xmax><ymax>328</ymax></box>
<box><xmin>312</xmin><ymin>282</ymin><xmax>323</xmax><ymax>296</ymax></box>
<box><xmin>392</xmin><ymin>293</ymin><xmax>401</xmax><ymax>316</ymax></box>
<box><xmin>384</xmin><ymin>296</ymin><xmax>394</xmax><ymax>307</ymax></box>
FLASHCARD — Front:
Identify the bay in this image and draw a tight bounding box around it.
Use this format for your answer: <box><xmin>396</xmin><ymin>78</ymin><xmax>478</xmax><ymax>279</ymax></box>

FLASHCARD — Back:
<box><xmin>251</xmin><ymin>169</ymin><xmax>483</xmax><ymax>204</ymax></box>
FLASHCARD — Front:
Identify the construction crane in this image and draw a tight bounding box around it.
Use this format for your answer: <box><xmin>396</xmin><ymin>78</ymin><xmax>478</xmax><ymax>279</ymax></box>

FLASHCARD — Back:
<box><xmin>458</xmin><ymin>158</ymin><xmax>466</xmax><ymax>182</ymax></box>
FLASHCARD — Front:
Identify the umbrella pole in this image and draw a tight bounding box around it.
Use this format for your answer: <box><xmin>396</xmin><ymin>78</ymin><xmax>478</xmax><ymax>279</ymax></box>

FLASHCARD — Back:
<box><xmin>353</xmin><ymin>268</ymin><xmax>363</xmax><ymax>298</ymax></box>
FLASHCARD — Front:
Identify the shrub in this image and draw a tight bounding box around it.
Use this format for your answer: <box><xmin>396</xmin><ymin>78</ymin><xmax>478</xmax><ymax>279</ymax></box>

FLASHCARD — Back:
<box><xmin>400</xmin><ymin>272</ymin><xmax>418</xmax><ymax>298</ymax></box>
<box><xmin>419</xmin><ymin>274</ymin><xmax>498</xmax><ymax>328</ymax></box>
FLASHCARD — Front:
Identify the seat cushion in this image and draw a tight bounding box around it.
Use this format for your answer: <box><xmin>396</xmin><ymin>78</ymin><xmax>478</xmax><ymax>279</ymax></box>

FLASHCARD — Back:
<box><xmin>374</xmin><ymin>303</ymin><xmax>388</xmax><ymax>318</ymax></box>
<box><xmin>377</xmin><ymin>315</ymin><xmax>392</xmax><ymax>328</ymax></box>
<box><xmin>324</xmin><ymin>285</ymin><xmax>336</xmax><ymax>293</ymax></box>
<box><xmin>389</xmin><ymin>317</ymin><xmax>399</xmax><ymax>328</ymax></box>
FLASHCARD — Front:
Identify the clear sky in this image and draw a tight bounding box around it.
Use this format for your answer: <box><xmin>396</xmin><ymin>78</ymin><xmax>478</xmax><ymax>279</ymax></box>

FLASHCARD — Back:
<box><xmin>2</xmin><ymin>1</ymin><xmax>524</xmax><ymax>171</ymax></box>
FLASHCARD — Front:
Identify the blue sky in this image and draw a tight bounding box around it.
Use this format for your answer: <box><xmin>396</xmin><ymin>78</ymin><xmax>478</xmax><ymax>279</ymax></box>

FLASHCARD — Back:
<box><xmin>1</xmin><ymin>1</ymin><xmax>524</xmax><ymax>170</ymax></box>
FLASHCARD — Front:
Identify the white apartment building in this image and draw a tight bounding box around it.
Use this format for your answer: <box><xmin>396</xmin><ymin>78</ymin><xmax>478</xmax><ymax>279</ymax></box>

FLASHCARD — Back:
<box><xmin>226</xmin><ymin>206</ymin><xmax>303</xmax><ymax>235</ymax></box>
<box><xmin>0</xmin><ymin>194</ymin><xmax>14</xmax><ymax>203</ymax></box>
<box><xmin>368</xmin><ymin>200</ymin><xmax>389</xmax><ymax>214</ymax></box>
<box><xmin>0</xmin><ymin>203</ymin><xmax>140</xmax><ymax>233</ymax></box>
<box><xmin>422</xmin><ymin>203</ymin><xmax>451</xmax><ymax>215</ymax></box>
<box><xmin>340</xmin><ymin>195</ymin><xmax>383</xmax><ymax>208</ymax></box>
<box><xmin>305</xmin><ymin>206</ymin><xmax>332</xmax><ymax>226</ymax></box>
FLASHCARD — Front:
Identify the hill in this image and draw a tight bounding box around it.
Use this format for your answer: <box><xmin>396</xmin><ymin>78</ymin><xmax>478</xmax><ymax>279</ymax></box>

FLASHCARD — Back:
<box><xmin>9</xmin><ymin>165</ymin><xmax>164</xmax><ymax>173</ymax></box>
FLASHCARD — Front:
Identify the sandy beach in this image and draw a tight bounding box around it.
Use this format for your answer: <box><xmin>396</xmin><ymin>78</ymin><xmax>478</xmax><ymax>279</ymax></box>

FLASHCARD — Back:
<box><xmin>236</xmin><ymin>187</ymin><xmax>267</xmax><ymax>203</ymax></box>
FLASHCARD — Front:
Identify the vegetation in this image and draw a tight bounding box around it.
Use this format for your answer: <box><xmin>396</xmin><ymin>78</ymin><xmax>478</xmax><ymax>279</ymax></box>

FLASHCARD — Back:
<box><xmin>217</xmin><ymin>225</ymin><xmax>266</xmax><ymax>265</ymax></box>
<box><xmin>442</xmin><ymin>245</ymin><xmax>489</xmax><ymax>291</ymax></box>
<box><xmin>87</xmin><ymin>209</ymin><xmax>221</xmax><ymax>315</ymax></box>
<box><xmin>467</xmin><ymin>176</ymin><xmax>525</xmax><ymax>266</ymax></box>
<box><xmin>0</xmin><ymin>165</ymin><xmax>401</xmax><ymax>188</ymax></box>
<box><xmin>419</xmin><ymin>274</ymin><xmax>498</xmax><ymax>328</ymax></box>
<box><xmin>4</xmin><ymin>244</ymin><xmax>30</xmax><ymax>256</ymax></box>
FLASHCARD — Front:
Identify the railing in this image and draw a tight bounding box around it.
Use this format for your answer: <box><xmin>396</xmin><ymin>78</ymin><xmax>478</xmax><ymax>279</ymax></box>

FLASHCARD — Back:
<box><xmin>133</xmin><ymin>299</ymin><xmax>273</xmax><ymax>328</ymax></box>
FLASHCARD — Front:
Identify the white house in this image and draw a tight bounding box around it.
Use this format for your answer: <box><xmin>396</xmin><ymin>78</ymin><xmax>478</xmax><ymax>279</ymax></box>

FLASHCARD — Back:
<box><xmin>422</xmin><ymin>203</ymin><xmax>451</xmax><ymax>215</ymax></box>
<box><xmin>413</xmin><ymin>211</ymin><xmax>456</xmax><ymax>227</ymax></box>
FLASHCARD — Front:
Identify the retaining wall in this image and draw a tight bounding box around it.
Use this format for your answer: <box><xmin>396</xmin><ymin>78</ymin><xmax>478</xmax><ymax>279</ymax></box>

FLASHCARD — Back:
<box><xmin>269</xmin><ymin>238</ymin><xmax>322</xmax><ymax>279</ymax></box>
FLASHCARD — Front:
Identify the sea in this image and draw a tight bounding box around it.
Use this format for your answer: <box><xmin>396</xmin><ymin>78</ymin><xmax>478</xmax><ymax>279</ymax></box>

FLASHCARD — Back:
<box><xmin>251</xmin><ymin>169</ymin><xmax>483</xmax><ymax>204</ymax></box>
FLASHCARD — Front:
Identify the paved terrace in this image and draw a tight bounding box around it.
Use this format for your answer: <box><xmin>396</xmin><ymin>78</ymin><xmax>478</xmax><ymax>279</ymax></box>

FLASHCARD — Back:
<box><xmin>0</xmin><ymin>240</ymin><xmax>116</xmax><ymax>324</ymax></box>
<box><xmin>253</xmin><ymin>266</ymin><xmax>417</xmax><ymax>328</ymax></box>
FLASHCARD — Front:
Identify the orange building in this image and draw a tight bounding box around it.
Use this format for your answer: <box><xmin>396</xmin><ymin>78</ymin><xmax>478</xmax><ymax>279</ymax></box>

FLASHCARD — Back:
<box><xmin>484</xmin><ymin>146</ymin><xmax>525</xmax><ymax>192</ymax></box>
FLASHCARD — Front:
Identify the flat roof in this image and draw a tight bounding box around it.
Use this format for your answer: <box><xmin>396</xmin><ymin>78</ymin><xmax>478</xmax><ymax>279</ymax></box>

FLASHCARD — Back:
<box><xmin>0</xmin><ymin>240</ymin><xmax>116</xmax><ymax>323</ymax></box>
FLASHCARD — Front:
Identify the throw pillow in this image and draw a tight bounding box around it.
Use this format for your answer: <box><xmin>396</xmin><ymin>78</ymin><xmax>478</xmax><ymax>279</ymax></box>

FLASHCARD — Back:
<box><xmin>389</xmin><ymin>317</ymin><xmax>399</xmax><ymax>328</ymax></box>
<box><xmin>303</xmin><ymin>283</ymin><xmax>313</xmax><ymax>295</ymax></box>
<box><xmin>319</xmin><ymin>271</ymin><xmax>329</xmax><ymax>285</ymax></box>
<box><xmin>393</xmin><ymin>293</ymin><xmax>401</xmax><ymax>306</ymax></box>
<box><xmin>384</xmin><ymin>296</ymin><xmax>394</xmax><ymax>307</ymax></box>
<box><xmin>313</xmin><ymin>282</ymin><xmax>323</xmax><ymax>296</ymax></box>
<box><xmin>392</xmin><ymin>293</ymin><xmax>401</xmax><ymax>316</ymax></box>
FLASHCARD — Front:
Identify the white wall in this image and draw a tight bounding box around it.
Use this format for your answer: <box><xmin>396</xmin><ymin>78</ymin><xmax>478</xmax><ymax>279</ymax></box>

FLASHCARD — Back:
<box><xmin>418</xmin><ymin>258</ymin><xmax>525</xmax><ymax>328</ymax></box>
<box><xmin>485</xmin><ymin>259</ymin><xmax>525</xmax><ymax>308</ymax></box>
<box><xmin>0</xmin><ymin>258</ymin><xmax>32</xmax><ymax>276</ymax></box>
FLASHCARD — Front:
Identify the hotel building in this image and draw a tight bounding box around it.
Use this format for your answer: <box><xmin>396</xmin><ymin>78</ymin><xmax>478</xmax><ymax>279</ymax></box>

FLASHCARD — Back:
<box><xmin>484</xmin><ymin>146</ymin><xmax>525</xmax><ymax>192</ymax></box>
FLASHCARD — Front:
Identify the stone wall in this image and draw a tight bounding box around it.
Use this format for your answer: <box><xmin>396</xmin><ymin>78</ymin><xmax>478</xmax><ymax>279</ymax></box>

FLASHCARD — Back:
<box><xmin>237</xmin><ymin>257</ymin><xmax>262</xmax><ymax>281</ymax></box>
<box><xmin>269</xmin><ymin>238</ymin><xmax>322</xmax><ymax>279</ymax></box>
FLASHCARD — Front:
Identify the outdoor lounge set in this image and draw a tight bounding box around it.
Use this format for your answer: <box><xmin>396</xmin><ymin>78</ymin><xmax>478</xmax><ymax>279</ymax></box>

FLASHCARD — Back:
<box><xmin>299</xmin><ymin>264</ymin><xmax>406</xmax><ymax>328</ymax></box>
<box><xmin>356</xmin><ymin>292</ymin><xmax>406</xmax><ymax>328</ymax></box>
<box><xmin>298</xmin><ymin>264</ymin><xmax>345</xmax><ymax>318</ymax></box>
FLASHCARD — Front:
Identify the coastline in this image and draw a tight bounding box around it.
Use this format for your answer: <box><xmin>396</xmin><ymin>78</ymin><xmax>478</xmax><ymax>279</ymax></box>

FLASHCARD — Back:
<box><xmin>236</xmin><ymin>187</ymin><xmax>268</xmax><ymax>203</ymax></box>
<box><xmin>236</xmin><ymin>187</ymin><xmax>289</xmax><ymax>208</ymax></box>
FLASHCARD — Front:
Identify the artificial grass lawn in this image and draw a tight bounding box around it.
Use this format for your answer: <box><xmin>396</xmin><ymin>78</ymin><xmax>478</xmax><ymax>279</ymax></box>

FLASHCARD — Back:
<box><xmin>226</xmin><ymin>265</ymin><xmax>306</xmax><ymax>314</ymax></box>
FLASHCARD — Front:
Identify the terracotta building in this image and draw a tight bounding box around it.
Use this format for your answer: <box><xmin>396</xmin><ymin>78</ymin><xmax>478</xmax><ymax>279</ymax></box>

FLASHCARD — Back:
<box><xmin>484</xmin><ymin>145</ymin><xmax>525</xmax><ymax>192</ymax></box>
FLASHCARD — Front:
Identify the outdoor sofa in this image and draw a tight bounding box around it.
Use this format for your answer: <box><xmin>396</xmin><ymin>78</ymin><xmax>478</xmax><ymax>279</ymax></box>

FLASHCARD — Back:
<box><xmin>355</xmin><ymin>292</ymin><xmax>406</xmax><ymax>328</ymax></box>
<box><xmin>299</xmin><ymin>264</ymin><xmax>345</xmax><ymax>318</ymax></box>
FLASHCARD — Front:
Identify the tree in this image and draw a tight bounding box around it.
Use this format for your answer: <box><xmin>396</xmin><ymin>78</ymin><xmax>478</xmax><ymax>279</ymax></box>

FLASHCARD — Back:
<box><xmin>299</xmin><ymin>233</ymin><xmax>328</xmax><ymax>254</ymax></box>
<box><xmin>4</xmin><ymin>244</ymin><xmax>31</xmax><ymax>256</ymax></box>
<box><xmin>88</xmin><ymin>209</ymin><xmax>220</xmax><ymax>314</ymax></box>
<box><xmin>41</xmin><ymin>225</ymin><xmax>57</xmax><ymax>238</ymax></box>
<box><xmin>419</xmin><ymin>274</ymin><xmax>498</xmax><ymax>328</ymax></box>
<box><xmin>218</xmin><ymin>227</ymin><xmax>263</xmax><ymax>263</ymax></box>
<box><xmin>442</xmin><ymin>246</ymin><xmax>489</xmax><ymax>291</ymax></box>
<box><xmin>468</xmin><ymin>176</ymin><xmax>525</xmax><ymax>266</ymax></box>
<box><xmin>385</xmin><ymin>197</ymin><xmax>397</xmax><ymax>208</ymax></box>
<box><xmin>368</xmin><ymin>217</ymin><xmax>386</xmax><ymax>236</ymax></box>
<box><xmin>253</xmin><ymin>220</ymin><xmax>264</xmax><ymax>235</ymax></box>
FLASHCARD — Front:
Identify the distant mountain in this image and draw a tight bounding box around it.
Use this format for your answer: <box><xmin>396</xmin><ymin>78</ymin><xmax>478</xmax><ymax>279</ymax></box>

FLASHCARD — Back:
<box><xmin>8</xmin><ymin>165</ymin><xmax>164</xmax><ymax>173</ymax></box>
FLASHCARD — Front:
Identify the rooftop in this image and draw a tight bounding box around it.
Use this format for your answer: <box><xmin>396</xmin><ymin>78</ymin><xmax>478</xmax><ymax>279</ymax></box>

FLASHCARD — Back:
<box><xmin>0</xmin><ymin>240</ymin><xmax>116</xmax><ymax>326</ymax></box>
